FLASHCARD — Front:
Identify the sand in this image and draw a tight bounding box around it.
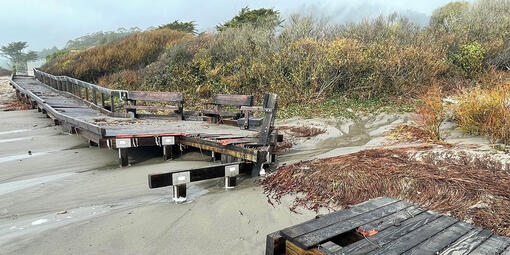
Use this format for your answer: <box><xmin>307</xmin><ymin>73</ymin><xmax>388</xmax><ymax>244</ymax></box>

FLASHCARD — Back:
<box><xmin>1</xmin><ymin>77</ymin><xmax>507</xmax><ymax>254</ymax></box>
<box><xmin>0</xmin><ymin>109</ymin><xmax>318</xmax><ymax>255</ymax></box>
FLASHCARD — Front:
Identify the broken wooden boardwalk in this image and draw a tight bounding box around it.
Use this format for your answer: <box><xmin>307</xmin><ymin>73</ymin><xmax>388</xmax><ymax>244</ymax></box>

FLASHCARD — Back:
<box><xmin>10</xmin><ymin>70</ymin><xmax>280</xmax><ymax>200</ymax></box>
<box><xmin>266</xmin><ymin>197</ymin><xmax>510</xmax><ymax>255</ymax></box>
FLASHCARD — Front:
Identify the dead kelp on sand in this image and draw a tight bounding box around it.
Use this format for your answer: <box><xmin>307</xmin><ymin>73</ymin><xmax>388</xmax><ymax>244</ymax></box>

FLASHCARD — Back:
<box><xmin>261</xmin><ymin>145</ymin><xmax>510</xmax><ymax>237</ymax></box>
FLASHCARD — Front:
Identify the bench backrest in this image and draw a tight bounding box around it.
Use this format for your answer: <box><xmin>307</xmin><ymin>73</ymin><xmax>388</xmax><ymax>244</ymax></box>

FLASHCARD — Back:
<box><xmin>127</xmin><ymin>91</ymin><xmax>183</xmax><ymax>102</ymax></box>
<box><xmin>212</xmin><ymin>94</ymin><xmax>253</xmax><ymax>106</ymax></box>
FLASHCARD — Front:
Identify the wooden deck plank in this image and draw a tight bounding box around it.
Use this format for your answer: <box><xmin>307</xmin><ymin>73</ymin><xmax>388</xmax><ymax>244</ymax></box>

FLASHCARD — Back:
<box><xmin>337</xmin><ymin>211</ymin><xmax>442</xmax><ymax>255</ymax></box>
<box><xmin>368</xmin><ymin>216</ymin><xmax>458</xmax><ymax>255</ymax></box>
<box><xmin>359</xmin><ymin>205</ymin><xmax>424</xmax><ymax>232</ymax></box>
<box><xmin>438</xmin><ymin>228</ymin><xmax>492</xmax><ymax>255</ymax></box>
<box><xmin>280</xmin><ymin>197</ymin><xmax>398</xmax><ymax>240</ymax></box>
<box><xmin>402</xmin><ymin>221</ymin><xmax>473</xmax><ymax>255</ymax></box>
<box><xmin>318</xmin><ymin>241</ymin><xmax>342</xmax><ymax>254</ymax></box>
<box><xmin>468</xmin><ymin>234</ymin><xmax>510</xmax><ymax>254</ymax></box>
<box><xmin>293</xmin><ymin>200</ymin><xmax>412</xmax><ymax>249</ymax></box>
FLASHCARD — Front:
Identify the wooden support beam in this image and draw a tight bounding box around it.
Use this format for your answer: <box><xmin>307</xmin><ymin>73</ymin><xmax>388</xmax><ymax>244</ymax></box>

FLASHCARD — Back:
<box><xmin>148</xmin><ymin>162</ymin><xmax>251</xmax><ymax>189</ymax></box>
<box><xmin>172</xmin><ymin>185</ymin><xmax>186</xmax><ymax>201</ymax></box>
<box><xmin>163</xmin><ymin>145</ymin><xmax>173</xmax><ymax>160</ymax></box>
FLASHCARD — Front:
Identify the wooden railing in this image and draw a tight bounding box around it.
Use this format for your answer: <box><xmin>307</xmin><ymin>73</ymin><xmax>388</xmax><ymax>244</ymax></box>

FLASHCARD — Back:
<box><xmin>33</xmin><ymin>68</ymin><xmax>128</xmax><ymax>116</ymax></box>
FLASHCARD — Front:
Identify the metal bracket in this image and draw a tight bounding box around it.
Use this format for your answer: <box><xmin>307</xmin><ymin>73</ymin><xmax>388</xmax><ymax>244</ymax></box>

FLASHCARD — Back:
<box><xmin>225</xmin><ymin>164</ymin><xmax>239</xmax><ymax>177</ymax></box>
<box><xmin>172</xmin><ymin>171</ymin><xmax>191</xmax><ymax>185</ymax></box>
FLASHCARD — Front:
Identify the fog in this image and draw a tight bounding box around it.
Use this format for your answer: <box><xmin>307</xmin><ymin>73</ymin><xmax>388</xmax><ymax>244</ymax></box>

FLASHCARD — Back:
<box><xmin>0</xmin><ymin>0</ymin><xmax>460</xmax><ymax>66</ymax></box>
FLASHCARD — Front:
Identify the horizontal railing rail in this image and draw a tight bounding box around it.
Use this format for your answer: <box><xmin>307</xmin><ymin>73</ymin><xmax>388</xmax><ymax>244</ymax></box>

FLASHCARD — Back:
<box><xmin>33</xmin><ymin>68</ymin><xmax>128</xmax><ymax>116</ymax></box>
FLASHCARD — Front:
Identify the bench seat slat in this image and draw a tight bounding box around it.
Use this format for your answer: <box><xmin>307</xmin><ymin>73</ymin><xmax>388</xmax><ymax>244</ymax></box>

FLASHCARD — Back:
<box><xmin>124</xmin><ymin>105</ymin><xmax>179</xmax><ymax>111</ymax></box>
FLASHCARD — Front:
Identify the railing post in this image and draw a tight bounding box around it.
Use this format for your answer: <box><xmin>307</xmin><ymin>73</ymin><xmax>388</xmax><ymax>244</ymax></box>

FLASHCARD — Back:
<box><xmin>101</xmin><ymin>93</ymin><xmax>105</xmax><ymax>108</ymax></box>
<box><xmin>110</xmin><ymin>94</ymin><xmax>115</xmax><ymax>113</ymax></box>
<box><xmin>92</xmin><ymin>89</ymin><xmax>97</xmax><ymax>105</ymax></box>
<box><xmin>85</xmin><ymin>87</ymin><xmax>89</xmax><ymax>101</ymax></box>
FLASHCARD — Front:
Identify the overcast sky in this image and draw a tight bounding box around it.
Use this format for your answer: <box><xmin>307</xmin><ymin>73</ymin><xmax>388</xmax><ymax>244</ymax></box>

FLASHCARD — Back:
<box><xmin>1</xmin><ymin>0</ymin><xmax>457</xmax><ymax>53</ymax></box>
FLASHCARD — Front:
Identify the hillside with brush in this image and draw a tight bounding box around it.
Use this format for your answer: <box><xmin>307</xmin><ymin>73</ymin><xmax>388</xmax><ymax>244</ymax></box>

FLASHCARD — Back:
<box><xmin>41</xmin><ymin>0</ymin><xmax>510</xmax><ymax>144</ymax></box>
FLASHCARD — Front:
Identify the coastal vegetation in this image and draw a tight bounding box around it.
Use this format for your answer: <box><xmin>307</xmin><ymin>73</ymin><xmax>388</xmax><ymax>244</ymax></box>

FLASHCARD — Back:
<box><xmin>40</xmin><ymin>0</ymin><xmax>510</xmax><ymax>144</ymax></box>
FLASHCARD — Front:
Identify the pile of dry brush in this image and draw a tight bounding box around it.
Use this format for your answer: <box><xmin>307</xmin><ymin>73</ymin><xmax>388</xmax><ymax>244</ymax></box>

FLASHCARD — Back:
<box><xmin>262</xmin><ymin>145</ymin><xmax>510</xmax><ymax>236</ymax></box>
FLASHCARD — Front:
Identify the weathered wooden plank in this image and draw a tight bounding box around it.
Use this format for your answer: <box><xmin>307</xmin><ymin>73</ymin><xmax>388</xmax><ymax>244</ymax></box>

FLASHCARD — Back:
<box><xmin>286</xmin><ymin>240</ymin><xmax>322</xmax><ymax>255</ymax></box>
<box><xmin>439</xmin><ymin>228</ymin><xmax>492</xmax><ymax>255</ymax></box>
<box><xmin>211</xmin><ymin>94</ymin><xmax>254</xmax><ymax>106</ymax></box>
<box><xmin>281</xmin><ymin>197</ymin><xmax>398</xmax><ymax>241</ymax></box>
<box><xmin>318</xmin><ymin>241</ymin><xmax>342</xmax><ymax>254</ymax></box>
<box><xmin>178</xmin><ymin>136</ymin><xmax>260</xmax><ymax>162</ymax></box>
<box><xmin>266</xmin><ymin>231</ymin><xmax>285</xmax><ymax>255</ymax></box>
<box><xmin>338</xmin><ymin>211</ymin><xmax>442</xmax><ymax>255</ymax></box>
<box><xmin>468</xmin><ymin>234</ymin><xmax>510</xmax><ymax>255</ymax></box>
<box><xmin>369</xmin><ymin>216</ymin><xmax>458</xmax><ymax>255</ymax></box>
<box><xmin>124</xmin><ymin>105</ymin><xmax>179</xmax><ymax>111</ymax></box>
<box><xmin>359</xmin><ymin>205</ymin><xmax>424</xmax><ymax>232</ymax></box>
<box><xmin>403</xmin><ymin>221</ymin><xmax>473</xmax><ymax>255</ymax></box>
<box><xmin>201</xmin><ymin>110</ymin><xmax>239</xmax><ymax>117</ymax></box>
<box><xmin>258</xmin><ymin>93</ymin><xmax>278</xmax><ymax>145</ymax></box>
<box><xmin>292</xmin><ymin>200</ymin><xmax>412</xmax><ymax>249</ymax></box>
<box><xmin>127</xmin><ymin>91</ymin><xmax>183</xmax><ymax>102</ymax></box>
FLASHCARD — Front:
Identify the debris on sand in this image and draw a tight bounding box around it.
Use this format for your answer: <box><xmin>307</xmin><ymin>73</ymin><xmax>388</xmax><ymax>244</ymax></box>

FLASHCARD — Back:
<box><xmin>2</xmin><ymin>101</ymin><xmax>31</xmax><ymax>111</ymax></box>
<box><xmin>278</xmin><ymin>126</ymin><xmax>326</xmax><ymax>138</ymax></box>
<box><xmin>385</xmin><ymin>124</ymin><xmax>430</xmax><ymax>143</ymax></box>
<box><xmin>273</xmin><ymin>141</ymin><xmax>294</xmax><ymax>153</ymax></box>
<box><xmin>262</xmin><ymin>145</ymin><xmax>510</xmax><ymax>237</ymax></box>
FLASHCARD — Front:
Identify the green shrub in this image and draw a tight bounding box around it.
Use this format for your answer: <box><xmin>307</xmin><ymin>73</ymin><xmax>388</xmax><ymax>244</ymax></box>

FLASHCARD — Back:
<box><xmin>451</xmin><ymin>41</ymin><xmax>487</xmax><ymax>77</ymax></box>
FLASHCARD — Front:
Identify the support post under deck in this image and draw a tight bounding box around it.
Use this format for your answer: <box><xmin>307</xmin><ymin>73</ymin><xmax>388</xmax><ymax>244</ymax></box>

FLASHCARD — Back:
<box><xmin>163</xmin><ymin>145</ymin><xmax>173</xmax><ymax>161</ymax></box>
<box><xmin>172</xmin><ymin>185</ymin><xmax>186</xmax><ymax>201</ymax></box>
<box><xmin>119</xmin><ymin>148</ymin><xmax>129</xmax><ymax>167</ymax></box>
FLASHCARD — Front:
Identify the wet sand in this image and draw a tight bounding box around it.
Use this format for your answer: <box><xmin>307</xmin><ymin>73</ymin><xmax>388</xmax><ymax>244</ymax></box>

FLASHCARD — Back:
<box><xmin>0</xmin><ymin>109</ymin><xmax>316</xmax><ymax>255</ymax></box>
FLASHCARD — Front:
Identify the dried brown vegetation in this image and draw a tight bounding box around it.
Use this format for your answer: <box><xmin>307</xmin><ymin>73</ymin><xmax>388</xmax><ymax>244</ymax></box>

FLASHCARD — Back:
<box><xmin>278</xmin><ymin>126</ymin><xmax>326</xmax><ymax>138</ymax></box>
<box><xmin>262</xmin><ymin>146</ymin><xmax>510</xmax><ymax>236</ymax></box>
<box><xmin>386</xmin><ymin>124</ymin><xmax>432</xmax><ymax>143</ymax></box>
<box><xmin>2</xmin><ymin>101</ymin><xmax>31</xmax><ymax>111</ymax></box>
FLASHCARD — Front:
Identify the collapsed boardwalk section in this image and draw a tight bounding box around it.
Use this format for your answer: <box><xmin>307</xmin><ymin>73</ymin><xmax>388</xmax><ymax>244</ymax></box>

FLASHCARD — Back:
<box><xmin>266</xmin><ymin>197</ymin><xmax>510</xmax><ymax>255</ymax></box>
<box><xmin>10</xmin><ymin>70</ymin><xmax>280</xmax><ymax>200</ymax></box>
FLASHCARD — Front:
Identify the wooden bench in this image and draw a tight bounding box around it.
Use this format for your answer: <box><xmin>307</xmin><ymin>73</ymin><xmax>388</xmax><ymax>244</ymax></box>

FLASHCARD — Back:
<box><xmin>266</xmin><ymin>196</ymin><xmax>510</xmax><ymax>255</ymax></box>
<box><xmin>202</xmin><ymin>94</ymin><xmax>254</xmax><ymax>123</ymax></box>
<box><xmin>124</xmin><ymin>91</ymin><xmax>184</xmax><ymax>120</ymax></box>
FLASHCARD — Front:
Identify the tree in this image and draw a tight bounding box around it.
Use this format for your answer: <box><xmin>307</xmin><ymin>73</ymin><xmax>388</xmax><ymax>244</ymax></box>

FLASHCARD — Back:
<box><xmin>158</xmin><ymin>20</ymin><xmax>197</xmax><ymax>34</ymax></box>
<box><xmin>216</xmin><ymin>7</ymin><xmax>282</xmax><ymax>31</ymax></box>
<box><xmin>430</xmin><ymin>1</ymin><xmax>469</xmax><ymax>30</ymax></box>
<box><xmin>0</xmin><ymin>41</ymin><xmax>38</xmax><ymax>71</ymax></box>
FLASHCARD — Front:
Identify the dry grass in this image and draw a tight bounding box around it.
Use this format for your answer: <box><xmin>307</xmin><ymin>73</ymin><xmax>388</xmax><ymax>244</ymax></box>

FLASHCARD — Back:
<box><xmin>262</xmin><ymin>146</ymin><xmax>510</xmax><ymax>236</ymax></box>
<box><xmin>41</xmin><ymin>29</ymin><xmax>190</xmax><ymax>82</ymax></box>
<box><xmin>414</xmin><ymin>84</ymin><xmax>445</xmax><ymax>141</ymax></box>
<box><xmin>454</xmin><ymin>82</ymin><xmax>510</xmax><ymax>144</ymax></box>
<box><xmin>386</xmin><ymin>124</ymin><xmax>432</xmax><ymax>143</ymax></box>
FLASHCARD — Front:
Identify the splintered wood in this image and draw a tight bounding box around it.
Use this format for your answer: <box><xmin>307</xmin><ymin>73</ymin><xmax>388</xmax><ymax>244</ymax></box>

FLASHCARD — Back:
<box><xmin>262</xmin><ymin>145</ymin><xmax>510</xmax><ymax>237</ymax></box>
